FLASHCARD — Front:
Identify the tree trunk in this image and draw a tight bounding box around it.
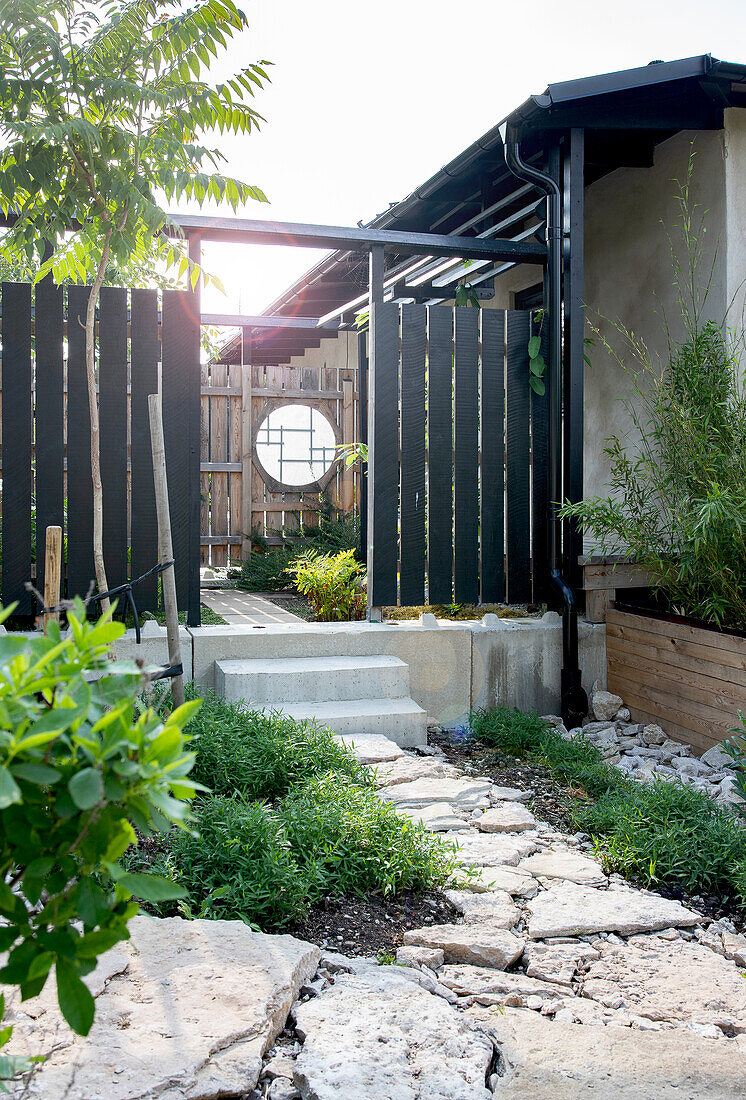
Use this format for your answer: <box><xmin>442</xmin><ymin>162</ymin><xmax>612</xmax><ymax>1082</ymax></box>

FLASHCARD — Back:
<box><xmin>85</xmin><ymin>230</ymin><xmax>113</xmax><ymax>616</ymax></box>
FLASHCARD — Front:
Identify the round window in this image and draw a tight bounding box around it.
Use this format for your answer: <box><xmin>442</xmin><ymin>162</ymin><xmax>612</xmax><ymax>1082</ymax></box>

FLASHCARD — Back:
<box><xmin>254</xmin><ymin>405</ymin><xmax>337</xmax><ymax>488</ymax></box>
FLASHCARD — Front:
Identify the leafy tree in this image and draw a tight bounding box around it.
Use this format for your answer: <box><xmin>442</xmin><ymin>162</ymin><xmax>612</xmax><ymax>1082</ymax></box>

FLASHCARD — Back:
<box><xmin>0</xmin><ymin>0</ymin><xmax>269</xmax><ymax>606</ymax></box>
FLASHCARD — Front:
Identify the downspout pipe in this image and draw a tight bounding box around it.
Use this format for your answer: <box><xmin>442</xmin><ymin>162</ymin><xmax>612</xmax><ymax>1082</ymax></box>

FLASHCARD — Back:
<box><xmin>499</xmin><ymin>126</ymin><xmax>588</xmax><ymax>728</ymax></box>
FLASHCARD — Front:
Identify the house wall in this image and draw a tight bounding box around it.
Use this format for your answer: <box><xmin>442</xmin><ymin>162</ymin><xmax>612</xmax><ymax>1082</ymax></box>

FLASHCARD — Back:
<box><xmin>724</xmin><ymin>107</ymin><xmax>746</xmax><ymax>337</ymax></box>
<box><xmin>582</xmin><ymin>128</ymin><xmax>727</xmax><ymax>503</ymax></box>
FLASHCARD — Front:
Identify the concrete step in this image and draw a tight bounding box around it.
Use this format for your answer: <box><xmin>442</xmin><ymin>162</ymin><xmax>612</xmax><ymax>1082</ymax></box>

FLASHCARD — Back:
<box><xmin>281</xmin><ymin>698</ymin><xmax>428</xmax><ymax>748</ymax></box>
<box><xmin>215</xmin><ymin>654</ymin><xmax>410</xmax><ymax>705</ymax></box>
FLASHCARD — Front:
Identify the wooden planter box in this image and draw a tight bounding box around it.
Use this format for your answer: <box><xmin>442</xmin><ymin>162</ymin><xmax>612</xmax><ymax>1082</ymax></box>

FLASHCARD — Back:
<box><xmin>606</xmin><ymin>607</ymin><xmax>746</xmax><ymax>755</ymax></box>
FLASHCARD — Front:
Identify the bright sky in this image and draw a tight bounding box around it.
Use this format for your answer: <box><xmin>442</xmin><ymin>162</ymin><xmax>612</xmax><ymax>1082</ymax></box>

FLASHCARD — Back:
<box><xmin>194</xmin><ymin>0</ymin><xmax>746</xmax><ymax>316</ymax></box>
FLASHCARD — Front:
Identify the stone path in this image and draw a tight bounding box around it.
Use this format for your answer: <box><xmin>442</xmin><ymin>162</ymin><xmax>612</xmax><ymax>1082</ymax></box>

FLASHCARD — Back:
<box><xmin>262</xmin><ymin>730</ymin><xmax>746</xmax><ymax>1099</ymax></box>
<box><xmin>10</xmin><ymin>727</ymin><xmax>746</xmax><ymax>1099</ymax></box>
<box><xmin>200</xmin><ymin>586</ymin><xmax>303</xmax><ymax>625</ymax></box>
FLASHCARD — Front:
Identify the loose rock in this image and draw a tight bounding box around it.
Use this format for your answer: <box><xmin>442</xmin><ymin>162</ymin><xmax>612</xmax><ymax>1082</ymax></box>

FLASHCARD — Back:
<box><xmin>528</xmin><ymin>882</ymin><xmax>701</xmax><ymax>939</ymax></box>
<box><xmin>402</xmin><ymin>923</ymin><xmax>525</xmax><ymax>969</ymax></box>
<box><xmin>476</xmin><ymin>802</ymin><xmax>536</xmax><ymax>833</ymax></box>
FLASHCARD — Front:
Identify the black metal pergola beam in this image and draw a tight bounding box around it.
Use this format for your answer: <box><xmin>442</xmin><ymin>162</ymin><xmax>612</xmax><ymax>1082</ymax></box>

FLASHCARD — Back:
<box><xmin>170</xmin><ymin>214</ymin><xmax>547</xmax><ymax>265</ymax></box>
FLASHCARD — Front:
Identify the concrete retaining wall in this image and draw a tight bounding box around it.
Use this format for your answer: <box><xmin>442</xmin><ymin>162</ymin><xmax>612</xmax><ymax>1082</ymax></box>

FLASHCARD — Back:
<box><xmin>115</xmin><ymin>613</ymin><xmax>606</xmax><ymax>725</ymax></box>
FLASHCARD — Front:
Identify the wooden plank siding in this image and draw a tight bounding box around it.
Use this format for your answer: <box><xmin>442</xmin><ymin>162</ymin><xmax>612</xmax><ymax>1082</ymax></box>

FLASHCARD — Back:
<box><xmin>606</xmin><ymin>607</ymin><xmax>746</xmax><ymax>753</ymax></box>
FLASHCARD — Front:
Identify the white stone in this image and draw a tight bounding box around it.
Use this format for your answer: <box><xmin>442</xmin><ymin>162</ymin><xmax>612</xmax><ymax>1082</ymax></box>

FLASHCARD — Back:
<box><xmin>462</xmin><ymin>1005</ymin><xmax>746</xmax><ymax>1098</ymax></box>
<box><xmin>528</xmin><ymin>882</ymin><xmax>701</xmax><ymax>939</ymax></box>
<box><xmin>582</xmin><ymin>939</ymin><xmax>746</xmax><ymax>1032</ymax></box>
<box><xmin>402</xmin><ymin>924</ymin><xmax>525</xmax><ymax>969</ymax></box>
<box><xmin>641</xmin><ymin>724</ymin><xmax>667</xmax><ymax>746</ymax></box>
<box><xmin>293</xmin><ymin>968</ymin><xmax>494</xmax><ymax>1099</ymax></box>
<box><xmin>722</xmin><ymin>931</ymin><xmax>746</xmax><ymax>967</ymax></box>
<box><xmin>701</xmin><ymin>743</ymin><xmax>736</xmax><ymax>769</ymax></box>
<box><xmin>378</xmin><ymin>776</ymin><xmax>494</xmax><ymax>809</ymax></box>
<box><xmin>335</xmin><ymin>733</ymin><xmax>405</xmax><ymax>765</ymax></box>
<box><xmin>443</xmin><ymin>890</ymin><xmax>520</xmax><ymax>927</ymax></box>
<box><xmin>476</xmin><ymin>803</ymin><xmax>536</xmax><ymax>833</ymax></box>
<box><xmin>464</xmin><ymin>865</ymin><xmax>539</xmax><ymax>897</ymax></box>
<box><xmin>438</xmin><ymin>964</ymin><xmax>565</xmax><ymax>1001</ymax></box>
<box><xmin>519</xmin><ymin>849</ymin><xmax>607</xmax><ymax>886</ymax></box>
<box><xmin>615</xmin><ymin>707</ymin><xmax>631</xmax><ymax>721</ymax></box>
<box><xmin>525</xmin><ymin>942</ymin><xmax>600</xmax><ymax>987</ymax></box>
<box><xmin>590</xmin><ymin>682</ymin><xmax>623</xmax><ymax>722</ymax></box>
<box><xmin>484</xmin><ymin>785</ymin><xmax>532</xmax><ymax>803</ymax></box>
<box><xmin>454</xmin><ymin>832</ymin><xmax>538</xmax><ymax>867</ymax></box>
<box><xmin>372</xmin><ymin>754</ymin><xmax>459</xmax><ymax>787</ymax></box>
<box><xmin>6</xmin><ymin>915</ymin><xmax>320</xmax><ymax>1100</ymax></box>
<box><xmin>397</xmin><ymin>802</ymin><xmax>472</xmax><ymax>831</ymax></box>
<box><xmin>395</xmin><ymin>945</ymin><xmax>444</xmax><ymax>969</ymax></box>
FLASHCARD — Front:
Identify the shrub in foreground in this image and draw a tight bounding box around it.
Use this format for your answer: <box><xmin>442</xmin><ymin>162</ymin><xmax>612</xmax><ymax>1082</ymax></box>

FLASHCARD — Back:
<box><xmin>0</xmin><ymin>602</ymin><xmax>198</xmax><ymax>1040</ymax></box>
<box><xmin>471</xmin><ymin>705</ymin><xmax>746</xmax><ymax>902</ymax></box>
<box><xmin>184</xmin><ymin>687</ymin><xmax>364</xmax><ymax>799</ymax></box>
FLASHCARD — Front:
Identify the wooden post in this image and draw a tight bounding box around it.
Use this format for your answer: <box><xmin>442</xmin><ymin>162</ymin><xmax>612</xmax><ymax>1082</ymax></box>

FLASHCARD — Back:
<box><xmin>42</xmin><ymin>525</ymin><xmax>62</xmax><ymax>629</ymax></box>
<box><xmin>240</xmin><ymin>329</ymin><xmax>253</xmax><ymax>560</ymax></box>
<box><xmin>148</xmin><ymin>393</ymin><xmax>185</xmax><ymax>709</ymax></box>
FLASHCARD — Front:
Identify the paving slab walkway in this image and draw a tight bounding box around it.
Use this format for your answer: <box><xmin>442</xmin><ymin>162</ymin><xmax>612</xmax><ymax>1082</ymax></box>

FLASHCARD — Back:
<box><xmin>200</xmin><ymin>587</ymin><xmax>303</xmax><ymax>625</ymax></box>
<box><xmin>263</xmin><ymin>729</ymin><xmax>746</xmax><ymax>1099</ymax></box>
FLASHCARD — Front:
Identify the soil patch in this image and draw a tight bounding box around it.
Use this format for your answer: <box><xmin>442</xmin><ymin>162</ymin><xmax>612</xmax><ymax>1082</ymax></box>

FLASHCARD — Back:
<box><xmin>287</xmin><ymin>890</ymin><xmax>459</xmax><ymax>958</ymax></box>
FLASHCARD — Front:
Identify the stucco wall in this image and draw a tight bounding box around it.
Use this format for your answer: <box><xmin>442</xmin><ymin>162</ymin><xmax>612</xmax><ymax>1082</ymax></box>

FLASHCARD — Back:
<box><xmin>583</xmin><ymin>129</ymin><xmax>727</xmax><ymax>505</ymax></box>
<box><xmin>724</xmin><ymin>107</ymin><xmax>746</xmax><ymax>338</ymax></box>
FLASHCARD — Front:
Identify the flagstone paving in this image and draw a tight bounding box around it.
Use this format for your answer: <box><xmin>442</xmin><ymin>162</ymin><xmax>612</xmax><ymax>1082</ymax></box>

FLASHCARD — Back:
<box><xmin>268</xmin><ymin>730</ymin><xmax>746</xmax><ymax>1099</ymax></box>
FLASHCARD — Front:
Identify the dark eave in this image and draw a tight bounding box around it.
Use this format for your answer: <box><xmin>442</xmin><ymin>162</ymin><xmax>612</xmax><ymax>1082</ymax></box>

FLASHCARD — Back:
<box><xmin>218</xmin><ymin>54</ymin><xmax>746</xmax><ymax>365</ymax></box>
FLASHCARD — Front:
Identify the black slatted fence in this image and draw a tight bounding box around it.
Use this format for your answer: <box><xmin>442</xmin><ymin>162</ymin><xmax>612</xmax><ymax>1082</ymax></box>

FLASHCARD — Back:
<box><xmin>0</xmin><ymin>281</ymin><xmax>200</xmax><ymax>622</ymax></box>
<box><xmin>368</xmin><ymin>303</ymin><xmax>547</xmax><ymax>609</ymax></box>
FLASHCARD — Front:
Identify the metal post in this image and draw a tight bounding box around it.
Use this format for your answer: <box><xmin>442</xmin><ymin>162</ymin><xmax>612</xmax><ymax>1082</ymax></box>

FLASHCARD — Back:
<box><xmin>358</xmin><ymin>328</ymin><xmax>368</xmax><ymax>566</ymax></box>
<box><xmin>563</xmin><ymin>128</ymin><xmax>585</xmax><ymax>595</ymax></box>
<box><xmin>366</xmin><ymin>243</ymin><xmax>384</xmax><ymax>622</ymax></box>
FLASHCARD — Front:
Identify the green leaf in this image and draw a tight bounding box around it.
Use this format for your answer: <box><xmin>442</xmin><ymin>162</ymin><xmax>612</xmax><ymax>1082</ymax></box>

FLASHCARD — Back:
<box><xmin>0</xmin><ymin>768</ymin><xmax>21</xmax><ymax>810</ymax></box>
<box><xmin>56</xmin><ymin>958</ymin><xmax>95</xmax><ymax>1036</ymax></box>
<box><xmin>528</xmin><ymin>335</ymin><xmax>541</xmax><ymax>358</ymax></box>
<box><xmin>11</xmin><ymin>763</ymin><xmax>61</xmax><ymax>785</ymax></box>
<box><xmin>116</xmin><ymin>873</ymin><xmax>187</xmax><ymax>902</ymax></box>
<box><xmin>68</xmin><ymin>768</ymin><xmax>103</xmax><ymax>811</ymax></box>
<box><xmin>529</xmin><ymin>355</ymin><xmax>545</xmax><ymax>376</ymax></box>
<box><xmin>529</xmin><ymin>377</ymin><xmax>546</xmax><ymax>396</ymax></box>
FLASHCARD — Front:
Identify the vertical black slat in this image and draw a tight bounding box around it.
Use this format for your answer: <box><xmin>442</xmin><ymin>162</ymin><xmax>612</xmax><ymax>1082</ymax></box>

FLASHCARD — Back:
<box><xmin>162</xmin><ymin>289</ymin><xmax>200</xmax><ymax>616</ymax></box>
<box><xmin>357</xmin><ymin>329</ymin><xmax>368</xmax><ymax>564</ymax></box>
<box><xmin>399</xmin><ymin>304</ymin><xmax>426</xmax><ymax>606</ymax></box>
<box><xmin>34</xmin><ymin>275</ymin><xmax>64</xmax><ymax>594</ymax></box>
<box><xmin>480</xmin><ymin>308</ymin><xmax>505</xmax><ymax>603</ymax></box>
<box><xmin>563</xmin><ymin>128</ymin><xmax>585</xmax><ymax>593</ymax></box>
<box><xmin>453</xmin><ymin>307</ymin><xmax>479</xmax><ymax>604</ymax></box>
<box><xmin>66</xmin><ymin>285</ymin><xmax>95</xmax><ymax>600</ymax></box>
<box><xmin>368</xmin><ymin>302</ymin><xmax>399</xmax><ymax>607</ymax></box>
<box><xmin>506</xmin><ymin>309</ymin><xmax>532</xmax><ymax>603</ymax></box>
<box><xmin>531</xmin><ymin>305</ymin><xmax>551</xmax><ymax>605</ymax></box>
<box><xmin>427</xmin><ymin>307</ymin><xmax>453</xmax><ymax>604</ymax></box>
<box><xmin>130</xmin><ymin>290</ymin><xmax>160</xmax><ymax>611</ymax></box>
<box><xmin>1</xmin><ymin>283</ymin><xmax>33</xmax><ymax>614</ymax></box>
<box><xmin>99</xmin><ymin>287</ymin><xmax>128</xmax><ymax>596</ymax></box>
<box><xmin>186</xmin><ymin>236</ymin><xmax>202</xmax><ymax>626</ymax></box>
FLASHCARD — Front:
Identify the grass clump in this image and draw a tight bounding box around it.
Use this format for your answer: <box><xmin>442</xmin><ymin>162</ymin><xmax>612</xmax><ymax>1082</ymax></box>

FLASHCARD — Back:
<box><xmin>126</xmin><ymin>685</ymin><xmax>457</xmax><ymax>929</ymax></box>
<box><xmin>184</xmin><ymin>686</ymin><xmax>364</xmax><ymax>799</ymax></box>
<box><xmin>574</xmin><ymin>781</ymin><xmax>746</xmax><ymax>896</ymax></box>
<box><xmin>471</xmin><ymin>705</ymin><xmax>746</xmax><ymax>903</ymax></box>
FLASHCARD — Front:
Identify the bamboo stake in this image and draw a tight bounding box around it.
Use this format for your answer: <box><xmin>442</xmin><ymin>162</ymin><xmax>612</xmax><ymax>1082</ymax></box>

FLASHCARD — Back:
<box><xmin>148</xmin><ymin>393</ymin><xmax>185</xmax><ymax>709</ymax></box>
<box><xmin>42</xmin><ymin>526</ymin><xmax>62</xmax><ymax>630</ymax></box>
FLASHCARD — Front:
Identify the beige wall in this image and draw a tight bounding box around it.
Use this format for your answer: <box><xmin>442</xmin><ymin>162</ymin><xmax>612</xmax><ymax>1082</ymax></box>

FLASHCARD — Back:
<box><xmin>724</xmin><ymin>107</ymin><xmax>746</xmax><ymax>338</ymax></box>
<box><xmin>583</xmin><ymin>128</ymin><xmax>727</xmax><ymax>504</ymax></box>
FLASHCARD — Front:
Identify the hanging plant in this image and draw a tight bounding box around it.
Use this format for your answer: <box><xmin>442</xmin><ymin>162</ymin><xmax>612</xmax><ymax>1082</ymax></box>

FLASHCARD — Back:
<box><xmin>528</xmin><ymin>309</ymin><xmax>547</xmax><ymax>395</ymax></box>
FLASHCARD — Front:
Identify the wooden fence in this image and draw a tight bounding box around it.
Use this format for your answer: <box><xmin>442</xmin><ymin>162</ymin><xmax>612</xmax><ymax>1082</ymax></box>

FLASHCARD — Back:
<box><xmin>0</xmin><ymin>280</ymin><xmax>201</xmax><ymax>622</ymax></box>
<box><xmin>367</xmin><ymin>303</ymin><xmax>548</xmax><ymax>608</ymax></box>
<box><xmin>200</xmin><ymin>359</ymin><xmax>359</xmax><ymax>565</ymax></box>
